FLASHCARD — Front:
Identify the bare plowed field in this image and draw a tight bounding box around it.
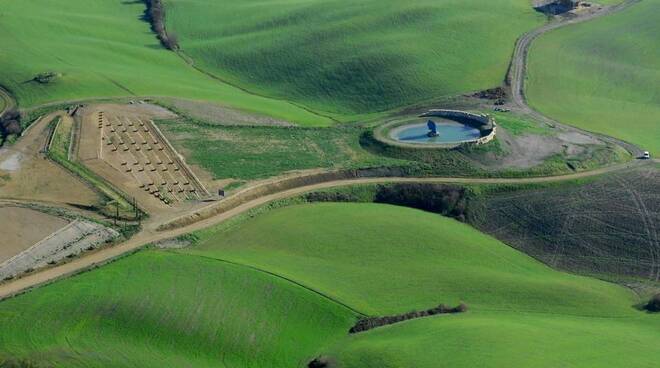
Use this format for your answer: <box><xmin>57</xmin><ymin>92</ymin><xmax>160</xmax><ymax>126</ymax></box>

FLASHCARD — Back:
<box><xmin>471</xmin><ymin>166</ymin><xmax>660</xmax><ymax>280</ymax></box>
<box><xmin>0</xmin><ymin>206</ymin><xmax>69</xmax><ymax>263</ymax></box>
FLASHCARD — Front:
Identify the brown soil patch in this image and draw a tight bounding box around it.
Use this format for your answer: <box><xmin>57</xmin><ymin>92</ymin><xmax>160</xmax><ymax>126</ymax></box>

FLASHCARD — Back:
<box><xmin>0</xmin><ymin>114</ymin><xmax>100</xmax><ymax>206</ymax></box>
<box><xmin>76</xmin><ymin>104</ymin><xmax>208</xmax><ymax>213</ymax></box>
<box><xmin>0</xmin><ymin>206</ymin><xmax>69</xmax><ymax>263</ymax></box>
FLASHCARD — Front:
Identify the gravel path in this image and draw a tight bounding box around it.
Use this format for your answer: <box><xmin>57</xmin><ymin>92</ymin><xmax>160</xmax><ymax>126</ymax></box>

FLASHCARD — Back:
<box><xmin>0</xmin><ymin>220</ymin><xmax>119</xmax><ymax>281</ymax></box>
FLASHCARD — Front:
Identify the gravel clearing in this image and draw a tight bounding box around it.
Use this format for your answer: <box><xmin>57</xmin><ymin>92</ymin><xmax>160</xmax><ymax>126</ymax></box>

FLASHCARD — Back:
<box><xmin>0</xmin><ymin>153</ymin><xmax>22</xmax><ymax>172</ymax></box>
<box><xmin>0</xmin><ymin>220</ymin><xmax>119</xmax><ymax>281</ymax></box>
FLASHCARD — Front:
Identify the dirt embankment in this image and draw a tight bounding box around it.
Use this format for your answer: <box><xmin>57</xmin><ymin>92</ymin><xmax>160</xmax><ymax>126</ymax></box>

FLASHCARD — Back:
<box><xmin>157</xmin><ymin>167</ymin><xmax>406</xmax><ymax>231</ymax></box>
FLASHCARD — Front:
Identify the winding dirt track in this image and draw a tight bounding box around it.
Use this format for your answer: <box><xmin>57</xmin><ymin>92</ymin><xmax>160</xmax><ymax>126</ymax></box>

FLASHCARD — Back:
<box><xmin>0</xmin><ymin>0</ymin><xmax>651</xmax><ymax>300</ymax></box>
<box><xmin>0</xmin><ymin>159</ymin><xmax>650</xmax><ymax>300</ymax></box>
<box><xmin>508</xmin><ymin>0</ymin><xmax>643</xmax><ymax>156</ymax></box>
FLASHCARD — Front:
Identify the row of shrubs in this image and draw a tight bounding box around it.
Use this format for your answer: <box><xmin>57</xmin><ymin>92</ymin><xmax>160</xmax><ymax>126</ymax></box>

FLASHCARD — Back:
<box><xmin>143</xmin><ymin>0</ymin><xmax>179</xmax><ymax>50</ymax></box>
<box><xmin>349</xmin><ymin>303</ymin><xmax>468</xmax><ymax>334</ymax></box>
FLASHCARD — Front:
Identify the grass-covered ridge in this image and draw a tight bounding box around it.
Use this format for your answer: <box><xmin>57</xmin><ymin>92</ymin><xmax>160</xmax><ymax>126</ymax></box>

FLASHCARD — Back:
<box><xmin>527</xmin><ymin>0</ymin><xmax>660</xmax><ymax>154</ymax></box>
<box><xmin>0</xmin><ymin>251</ymin><xmax>355</xmax><ymax>367</ymax></box>
<box><xmin>0</xmin><ymin>0</ymin><xmax>330</xmax><ymax>126</ymax></box>
<box><xmin>165</xmin><ymin>0</ymin><xmax>542</xmax><ymax>118</ymax></box>
<box><xmin>1</xmin><ymin>203</ymin><xmax>658</xmax><ymax>367</ymax></box>
<box><xmin>186</xmin><ymin>202</ymin><xmax>660</xmax><ymax>367</ymax></box>
<box><xmin>187</xmin><ymin>203</ymin><xmax>637</xmax><ymax>316</ymax></box>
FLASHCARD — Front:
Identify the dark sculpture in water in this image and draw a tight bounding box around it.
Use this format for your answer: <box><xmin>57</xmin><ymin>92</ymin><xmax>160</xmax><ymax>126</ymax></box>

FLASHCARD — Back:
<box><xmin>427</xmin><ymin>120</ymin><xmax>439</xmax><ymax>137</ymax></box>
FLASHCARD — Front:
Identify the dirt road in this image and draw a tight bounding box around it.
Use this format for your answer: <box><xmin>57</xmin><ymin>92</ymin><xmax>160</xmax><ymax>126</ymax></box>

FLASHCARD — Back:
<box><xmin>508</xmin><ymin>0</ymin><xmax>643</xmax><ymax>156</ymax></box>
<box><xmin>0</xmin><ymin>158</ymin><xmax>650</xmax><ymax>300</ymax></box>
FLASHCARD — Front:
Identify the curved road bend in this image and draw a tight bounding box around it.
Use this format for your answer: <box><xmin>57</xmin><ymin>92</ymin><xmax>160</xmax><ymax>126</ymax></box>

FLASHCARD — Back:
<box><xmin>0</xmin><ymin>159</ymin><xmax>649</xmax><ymax>301</ymax></box>
<box><xmin>508</xmin><ymin>0</ymin><xmax>644</xmax><ymax>156</ymax></box>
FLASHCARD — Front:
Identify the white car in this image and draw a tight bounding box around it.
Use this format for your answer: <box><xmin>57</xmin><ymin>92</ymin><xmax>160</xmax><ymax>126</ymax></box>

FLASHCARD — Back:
<box><xmin>642</xmin><ymin>151</ymin><xmax>650</xmax><ymax>159</ymax></box>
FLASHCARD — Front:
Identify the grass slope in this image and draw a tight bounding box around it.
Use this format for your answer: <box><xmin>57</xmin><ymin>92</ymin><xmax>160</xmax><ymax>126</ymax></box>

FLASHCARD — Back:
<box><xmin>186</xmin><ymin>203</ymin><xmax>660</xmax><ymax>367</ymax></box>
<box><xmin>188</xmin><ymin>203</ymin><xmax>636</xmax><ymax>316</ymax></box>
<box><xmin>527</xmin><ymin>0</ymin><xmax>660</xmax><ymax>154</ymax></box>
<box><xmin>2</xmin><ymin>203</ymin><xmax>658</xmax><ymax>367</ymax></box>
<box><xmin>0</xmin><ymin>251</ymin><xmax>355</xmax><ymax>367</ymax></box>
<box><xmin>330</xmin><ymin>311</ymin><xmax>660</xmax><ymax>368</ymax></box>
<box><xmin>165</xmin><ymin>0</ymin><xmax>542</xmax><ymax>118</ymax></box>
<box><xmin>0</xmin><ymin>0</ymin><xmax>330</xmax><ymax>126</ymax></box>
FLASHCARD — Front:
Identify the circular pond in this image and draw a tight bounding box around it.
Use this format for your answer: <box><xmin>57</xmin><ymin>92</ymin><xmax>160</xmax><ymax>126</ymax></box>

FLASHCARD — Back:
<box><xmin>389</xmin><ymin>120</ymin><xmax>482</xmax><ymax>145</ymax></box>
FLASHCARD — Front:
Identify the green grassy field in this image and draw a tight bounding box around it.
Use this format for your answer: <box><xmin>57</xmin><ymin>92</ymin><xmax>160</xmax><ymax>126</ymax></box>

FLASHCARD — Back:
<box><xmin>187</xmin><ymin>203</ymin><xmax>637</xmax><ymax>316</ymax></box>
<box><xmin>165</xmin><ymin>0</ymin><xmax>542</xmax><ymax>118</ymax></box>
<box><xmin>0</xmin><ymin>0</ymin><xmax>330</xmax><ymax>126</ymax></box>
<box><xmin>2</xmin><ymin>203</ymin><xmax>658</xmax><ymax>367</ymax></box>
<box><xmin>490</xmin><ymin>112</ymin><xmax>552</xmax><ymax>136</ymax></box>
<box><xmin>0</xmin><ymin>251</ymin><xmax>355</xmax><ymax>367</ymax></box>
<box><xmin>186</xmin><ymin>203</ymin><xmax>660</xmax><ymax>367</ymax></box>
<box><xmin>158</xmin><ymin>118</ymin><xmax>403</xmax><ymax>180</ymax></box>
<box><xmin>527</xmin><ymin>0</ymin><xmax>660</xmax><ymax>154</ymax></box>
<box><xmin>329</xmin><ymin>311</ymin><xmax>660</xmax><ymax>367</ymax></box>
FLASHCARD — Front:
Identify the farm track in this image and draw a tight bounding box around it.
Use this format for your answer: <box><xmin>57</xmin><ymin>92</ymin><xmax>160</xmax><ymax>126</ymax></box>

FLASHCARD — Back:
<box><xmin>0</xmin><ymin>158</ymin><xmax>651</xmax><ymax>301</ymax></box>
<box><xmin>508</xmin><ymin>0</ymin><xmax>644</xmax><ymax>157</ymax></box>
<box><xmin>0</xmin><ymin>0</ymin><xmax>653</xmax><ymax>300</ymax></box>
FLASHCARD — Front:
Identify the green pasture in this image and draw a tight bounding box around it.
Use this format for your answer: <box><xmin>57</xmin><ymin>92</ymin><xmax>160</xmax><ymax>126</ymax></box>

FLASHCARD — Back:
<box><xmin>0</xmin><ymin>0</ymin><xmax>329</xmax><ymax>126</ymax></box>
<box><xmin>0</xmin><ymin>251</ymin><xmax>355</xmax><ymax>367</ymax></box>
<box><xmin>329</xmin><ymin>311</ymin><xmax>660</xmax><ymax>368</ymax></box>
<box><xmin>490</xmin><ymin>112</ymin><xmax>552</xmax><ymax>136</ymax></box>
<box><xmin>1</xmin><ymin>203</ymin><xmax>658</xmax><ymax>367</ymax></box>
<box><xmin>157</xmin><ymin>119</ymin><xmax>402</xmax><ymax>180</ymax></box>
<box><xmin>187</xmin><ymin>202</ymin><xmax>660</xmax><ymax>367</ymax></box>
<box><xmin>165</xmin><ymin>0</ymin><xmax>542</xmax><ymax>118</ymax></box>
<box><xmin>527</xmin><ymin>0</ymin><xmax>660</xmax><ymax>154</ymax></box>
<box><xmin>187</xmin><ymin>203</ymin><xmax>637</xmax><ymax>316</ymax></box>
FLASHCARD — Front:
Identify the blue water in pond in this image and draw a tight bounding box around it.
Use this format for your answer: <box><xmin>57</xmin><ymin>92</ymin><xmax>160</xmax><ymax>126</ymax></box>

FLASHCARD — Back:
<box><xmin>390</xmin><ymin>121</ymin><xmax>481</xmax><ymax>144</ymax></box>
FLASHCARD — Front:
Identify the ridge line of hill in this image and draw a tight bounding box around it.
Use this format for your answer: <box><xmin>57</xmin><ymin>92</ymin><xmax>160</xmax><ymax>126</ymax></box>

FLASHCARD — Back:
<box><xmin>174</xmin><ymin>51</ymin><xmax>341</xmax><ymax>124</ymax></box>
<box><xmin>172</xmin><ymin>251</ymin><xmax>368</xmax><ymax>316</ymax></box>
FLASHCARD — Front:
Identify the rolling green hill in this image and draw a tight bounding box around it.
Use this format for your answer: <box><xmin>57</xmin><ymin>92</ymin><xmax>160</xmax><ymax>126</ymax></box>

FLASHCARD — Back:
<box><xmin>187</xmin><ymin>203</ymin><xmax>660</xmax><ymax>367</ymax></box>
<box><xmin>0</xmin><ymin>251</ymin><xmax>355</xmax><ymax>367</ymax></box>
<box><xmin>329</xmin><ymin>311</ymin><xmax>660</xmax><ymax>368</ymax></box>
<box><xmin>165</xmin><ymin>0</ymin><xmax>542</xmax><ymax>118</ymax></box>
<box><xmin>1</xmin><ymin>203</ymin><xmax>658</xmax><ymax>367</ymax></box>
<box><xmin>0</xmin><ymin>0</ymin><xmax>331</xmax><ymax>126</ymax></box>
<box><xmin>527</xmin><ymin>0</ymin><xmax>660</xmax><ymax>154</ymax></box>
